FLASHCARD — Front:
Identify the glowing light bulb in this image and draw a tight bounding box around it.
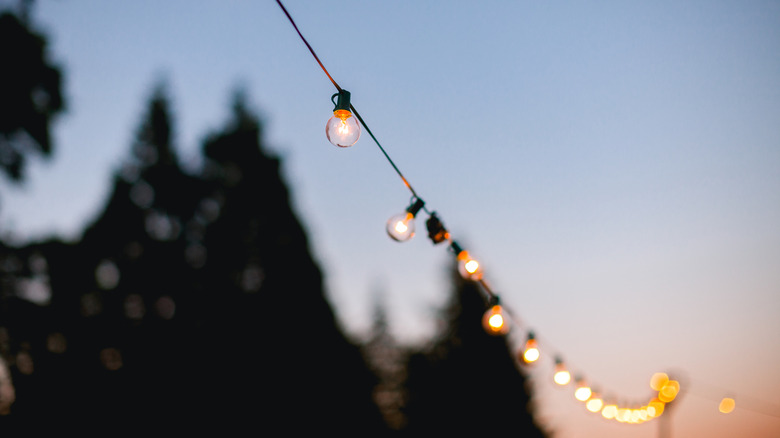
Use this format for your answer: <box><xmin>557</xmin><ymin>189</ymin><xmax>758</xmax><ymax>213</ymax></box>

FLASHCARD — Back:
<box><xmin>650</xmin><ymin>372</ymin><xmax>669</xmax><ymax>391</ymax></box>
<box><xmin>719</xmin><ymin>397</ymin><xmax>735</xmax><ymax>414</ymax></box>
<box><xmin>450</xmin><ymin>241</ymin><xmax>484</xmax><ymax>280</ymax></box>
<box><xmin>574</xmin><ymin>378</ymin><xmax>592</xmax><ymax>401</ymax></box>
<box><xmin>586</xmin><ymin>395</ymin><xmax>604</xmax><ymax>413</ymax></box>
<box><xmin>601</xmin><ymin>403</ymin><xmax>617</xmax><ymax>418</ymax></box>
<box><xmin>658</xmin><ymin>380</ymin><xmax>680</xmax><ymax>403</ymax></box>
<box><xmin>553</xmin><ymin>358</ymin><xmax>571</xmax><ymax>385</ymax></box>
<box><xmin>482</xmin><ymin>304</ymin><xmax>509</xmax><ymax>335</ymax></box>
<box><xmin>647</xmin><ymin>398</ymin><xmax>665</xmax><ymax>417</ymax></box>
<box><xmin>522</xmin><ymin>332</ymin><xmax>539</xmax><ymax>364</ymax></box>
<box><xmin>326</xmin><ymin>90</ymin><xmax>360</xmax><ymax>147</ymax></box>
<box><xmin>386</xmin><ymin>199</ymin><xmax>425</xmax><ymax>242</ymax></box>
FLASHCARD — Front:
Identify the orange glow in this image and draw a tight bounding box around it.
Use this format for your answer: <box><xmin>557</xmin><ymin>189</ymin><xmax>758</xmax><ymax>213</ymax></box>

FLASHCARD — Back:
<box><xmin>647</xmin><ymin>398</ymin><xmax>665</xmax><ymax>417</ymax></box>
<box><xmin>601</xmin><ymin>404</ymin><xmax>617</xmax><ymax>419</ymax></box>
<box><xmin>586</xmin><ymin>396</ymin><xmax>604</xmax><ymax>413</ymax></box>
<box><xmin>522</xmin><ymin>338</ymin><xmax>540</xmax><ymax>363</ymax></box>
<box><xmin>574</xmin><ymin>385</ymin><xmax>592</xmax><ymax>401</ymax></box>
<box><xmin>616</xmin><ymin>408</ymin><xmax>631</xmax><ymax>423</ymax></box>
<box><xmin>658</xmin><ymin>380</ymin><xmax>680</xmax><ymax>402</ymax></box>
<box><xmin>650</xmin><ymin>372</ymin><xmax>669</xmax><ymax>391</ymax></box>
<box><xmin>456</xmin><ymin>250</ymin><xmax>483</xmax><ymax>280</ymax></box>
<box><xmin>482</xmin><ymin>305</ymin><xmax>509</xmax><ymax>335</ymax></box>
<box><xmin>553</xmin><ymin>360</ymin><xmax>571</xmax><ymax>385</ymax></box>
<box><xmin>719</xmin><ymin>397</ymin><xmax>736</xmax><ymax>414</ymax></box>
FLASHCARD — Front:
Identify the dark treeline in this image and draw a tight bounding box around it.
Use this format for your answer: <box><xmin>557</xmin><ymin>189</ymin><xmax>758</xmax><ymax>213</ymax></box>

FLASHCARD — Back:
<box><xmin>0</xmin><ymin>8</ymin><xmax>548</xmax><ymax>436</ymax></box>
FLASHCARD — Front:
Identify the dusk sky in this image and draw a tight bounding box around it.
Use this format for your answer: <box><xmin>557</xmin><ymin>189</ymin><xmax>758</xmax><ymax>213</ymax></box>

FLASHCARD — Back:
<box><xmin>1</xmin><ymin>1</ymin><xmax>779</xmax><ymax>436</ymax></box>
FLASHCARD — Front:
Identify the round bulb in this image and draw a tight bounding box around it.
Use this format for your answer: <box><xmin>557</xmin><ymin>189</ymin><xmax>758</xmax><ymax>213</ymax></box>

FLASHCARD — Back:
<box><xmin>601</xmin><ymin>403</ymin><xmax>617</xmax><ymax>418</ymax></box>
<box><xmin>554</xmin><ymin>369</ymin><xmax>571</xmax><ymax>386</ymax></box>
<box><xmin>522</xmin><ymin>339</ymin><xmax>539</xmax><ymax>363</ymax></box>
<box><xmin>326</xmin><ymin>109</ymin><xmax>360</xmax><ymax>147</ymax></box>
<box><xmin>456</xmin><ymin>251</ymin><xmax>483</xmax><ymax>280</ymax></box>
<box><xmin>586</xmin><ymin>397</ymin><xmax>604</xmax><ymax>413</ymax></box>
<box><xmin>719</xmin><ymin>397</ymin><xmax>735</xmax><ymax>414</ymax></box>
<box><xmin>482</xmin><ymin>305</ymin><xmax>509</xmax><ymax>335</ymax></box>
<box><xmin>387</xmin><ymin>212</ymin><xmax>415</xmax><ymax>241</ymax></box>
<box><xmin>574</xmin><ymin>380</ymin><xmax>592</xmax><ymax>401</ymax></box>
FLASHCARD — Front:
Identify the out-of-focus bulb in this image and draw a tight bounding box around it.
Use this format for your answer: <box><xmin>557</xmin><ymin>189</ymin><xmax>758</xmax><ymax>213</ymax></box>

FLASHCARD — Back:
<box><xmin>553</xmin><ymin>358</ymin><xmax>571</xmax><ymax>385</ymax></box>
<box><xmin>574</xmin><ymin>378</ymin><xmax>592</xmax><ymax>401</ymax></box>
<box><xmin>457</xmin><ymin>251</ymin><xmax>483</xmax><ymax>280</ymax></box>
<box><xmin>387</xmin><ymin>198</ymin><xmax>425</xmax><ymax>242</ymax></box>
<box><xmin>600</xmin><ymin>402</ymin><xmax>617</xmax><ymax>418</ymax></box>
<box><xmin>719</xmin><ymin>397</ymin><xmax>735</xmax><ymax>414</ymax></box>
<box><xmin>326</xmin><ymin>90</ymin><xmax>360</xmax><ymax>147</ymax></box>
<box><xmin>482</xmin><ymin>304</ymin><xmax>509</xmax><ymax>336</ymax></box>
<box><xmin>522</xmin><ymin>332</ymin><xmax>539</xmax><ymax>364</ymax></box>
<box><xmin>586</xmin><ymin>395</ymin><xmax>604</xmax><ymax>413</ymax></box>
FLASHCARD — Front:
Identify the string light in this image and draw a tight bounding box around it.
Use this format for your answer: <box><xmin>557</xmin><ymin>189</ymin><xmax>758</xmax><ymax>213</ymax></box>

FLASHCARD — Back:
<box><xmin>719</xmin><ymin>397</ymin><xmax>736</xmax><ymax>414</ymax></box>
<box><xmin>450</xmin><ymin>241</ymin><xmax>483</xmax><ymax>281</ymax></box>
<box><xmin>274</xmin><ymin>0</ymin><xmax>758</xmax><ymax>425</ymax></box>
<box><xmin>386</xmin><ymin>198</ymin><xmax>425</xmax><ymax>242</ymax></box>
<box><xmin>553</xmin><ymin>357</ymin><xmax>571</xmax><ymax>385</ymax></box>
<box><xmin>574</xmin><ymin>377</ymin><xmax>592</xmax><ymax>401</ymax></box>
<box><xmin>326</xmin><ymin>90</ymin><xmax>360</xmax><ymax>147</ymax></box>
<box><xmin>482</xmin><ymin>297</ymin><xmax>510</xmax><ymax>336</ymax></box>
<box><xmin>521</xmin><ymin>332</ymin><xmax>540</xmax><ymax>364</ymax></box>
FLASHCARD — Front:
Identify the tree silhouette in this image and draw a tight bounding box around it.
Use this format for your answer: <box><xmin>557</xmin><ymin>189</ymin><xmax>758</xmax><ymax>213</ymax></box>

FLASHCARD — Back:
<box><xmin>401</xmin><ymin>269</ymin><xmax>548</xmax><ymax>437</ymax></box>
<box><xmin>0</xmin><ymin>86</ymin><xmax>389</xmax><ymax>435</ymax></box>
<box><xmin>0</xmin><ymin>7</ymin><xmax>64</xmax><ymax>183</ymax></box>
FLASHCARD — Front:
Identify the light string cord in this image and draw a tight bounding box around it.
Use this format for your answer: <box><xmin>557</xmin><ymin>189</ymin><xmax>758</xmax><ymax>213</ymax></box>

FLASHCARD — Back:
<box><xmin>274</xmin><ymin>0</ymin><xmax>779</xmax><ymax>424</ymax></box>
<box><xmin>275</xmin><ymin>0</ymin><xmax>419</xmax><ymax>198</ymax></box>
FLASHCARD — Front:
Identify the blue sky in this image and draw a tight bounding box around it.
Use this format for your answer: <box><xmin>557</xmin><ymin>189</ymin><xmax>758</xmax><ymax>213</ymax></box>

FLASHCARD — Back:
<box><xmin>1</xmin><ymin>1</ymin><xmax>779</xmax><ymax>436</ymax></box>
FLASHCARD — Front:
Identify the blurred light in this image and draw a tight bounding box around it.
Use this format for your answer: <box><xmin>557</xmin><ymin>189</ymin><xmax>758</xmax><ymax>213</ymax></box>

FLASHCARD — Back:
<box><xmin>482</xmin><ymin>304</ymin><xmax>509</xmax><ymax>335</ymax></box>
<box><xmin>457</xmin><ymin>251</ymin><xmax>483</xmax><ymax>280</ymax></box>
<box><xmin>100</xmin><ymin>348</ymin><xmax>123</xmax><ymax>371</ymax></box>
<box><xmin>553</xmin><ymin>358</ymin><xmax>571</xmax><ymax>385</ymax></box>
<box><xmin>326</xmin><ymin>90</ymin><xmax>360</xmax><ymax>147</ymax></box>
<box><xmin>719</xmin><ymin>397</ymin><xmax>736</xmax><ymax>414</ymax></box>
<box><xmin>522</xmin><ymin>333</ymin><xmax>539</xmax><ymax>363</ymax></box>
<box><xmin>574</xmin><ymin>380</ymin><xmax>592</xmax><ymax>401</ymax></box>
<box><xmin>586</xmin><ymin>396</ymin><xmax>604</xmax><ymax>413</ymax></box>
<box><xmin>95</xmin><ymin>260</ymin><xmax>120</xmax><ymax>289</ymax></box>
<box><xmin>650</xmin><ymin>372</ymin><xmax>669</xmax><ymax>391</ymax></box>
<box><xmin>601</xmin><ymin>403</ymin><xmax>617</xmax><ymax>419</ymax></box>
<box><xmin>155</xmin><ymin>296</ymin><xmax>176</xmax><ymax>320</ymax></box>
<box><xmin>647</xmin><ymin>398</ymin><xmax>665</xmax><ymax>417</ymax></box>
<box><xmin>616</xmin><ymin>408</ymin><xmax>631</xmax><ymax>423</ymax></box>
<box><xmin>46</xmin><ymin>332</ymin><xmax>67</xmax><ymax>354</ymax></box>
<box><xmin>658</xmin><ymin>380</ymin><xmax>680</xmax><ymax>403</ymax></box>
<box><xmin>124</xmin><ymin>294</ymin><xmax>146</xmax><ymax>320</ymax></box>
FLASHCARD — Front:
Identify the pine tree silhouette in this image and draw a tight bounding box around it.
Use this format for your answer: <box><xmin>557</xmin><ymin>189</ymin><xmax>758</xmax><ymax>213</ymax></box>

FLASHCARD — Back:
<box><xmin>401</xmin><ymin>269</ymin><xmax>548</xmax><ymax>437</ymax></box>
<box><xmin>0</xmin><ymin>86</ymin><xmax>388</xmax><ymax>435</ymax></box>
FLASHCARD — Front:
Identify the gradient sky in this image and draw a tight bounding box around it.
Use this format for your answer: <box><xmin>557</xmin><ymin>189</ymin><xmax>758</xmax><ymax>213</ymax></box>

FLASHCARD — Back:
<box><xmin>1</xmin><ymin>1</ymin><xmax>779</xmax><ymax>436</ymax></box>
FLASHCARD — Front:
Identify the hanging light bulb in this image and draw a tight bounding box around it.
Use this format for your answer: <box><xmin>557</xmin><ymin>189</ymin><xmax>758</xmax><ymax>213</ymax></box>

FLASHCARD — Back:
<box><xmin>386</xmin><ymin>198</ymin><xmax>425</xmax><ymax>242</ymax></box>
<box><xmin>574</xmin><ymin>377</ymin><xmax>592</xmax><ymax>401</ymax></box>
<box><xmin>326</xmin><ymin>90</ymin><xmax>360</xmax><ymax>147</ymax></box>
<box><xmin>482</xmin><ymin>297</ymin><xmax>509</xmax><ymax>336</ymax></box>
<box><xmin>553</xmin><ymin>357</ymin><xmax>572</xmax><ymax>385</ymax></box>
<box><xmin>586</xmin><ymin>393</ymin><xmax>604</xmax><ymax>413</ymax></box>
<box><xmin>521</xmin><ymin>332</ymin><xmax>540</xmax><ymax>364</ymax></box>
<box><xmin>450</xmin><ymin>241</ymin><xmax>483</xmax><ymax>280</ymax></box>
<box><xmin>719</xmin><ymin>397</ymin><xmax>736</xmax><ymax>414</ymax></box>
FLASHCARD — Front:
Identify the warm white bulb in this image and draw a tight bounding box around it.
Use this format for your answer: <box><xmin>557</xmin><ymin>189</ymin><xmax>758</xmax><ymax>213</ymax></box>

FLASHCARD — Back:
<box><xmin>386</xmin><ymin>212</ymin><xmax>415</xmax><ymax>241</ymax></box>
<box><xmin>482</xmin><ymin>305</ymin><xmax>509</xmax><ymax>335</ymax></box>
<box><xmin>326</xmin><ymin>110</ymin><xmax>360</xmax><ymax>147</ymax></box>
<box><xmin>554</xmin><ymin>370</ymin><xmax>571</xmax><ymax>386</ymax></box>
<box><xmin>575</xmin><ymin>386</ymin><xmax>592</xmax><ymax>401</ymax></box>
<box><xmin>457</xmin><ymin>252</ymin><xmax>483</xmax><ymax>280</ymax></box>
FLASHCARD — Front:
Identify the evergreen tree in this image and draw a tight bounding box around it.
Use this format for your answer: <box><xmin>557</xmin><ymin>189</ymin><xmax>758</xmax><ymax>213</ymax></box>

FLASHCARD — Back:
<box><xmin>401</xmin><ymin>269</ymin><xmax>548</xmax><ymax>437</ymax></box>
<box><xmin>0</xmin><ymin>86</ymin><xmax>389</xmax><ymax>435</ymax></box>
<box><xmin>0</xmin><ymin>6</ymin><xmax>65</xmax><ymax>183</ymax></box>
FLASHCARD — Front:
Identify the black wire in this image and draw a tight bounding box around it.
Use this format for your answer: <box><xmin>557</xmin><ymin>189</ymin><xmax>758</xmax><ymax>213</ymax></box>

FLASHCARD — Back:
<box><xmin>276</xmin><ymin>0</ymin><xmax>418</xmax><ymax>199</ymax></box>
